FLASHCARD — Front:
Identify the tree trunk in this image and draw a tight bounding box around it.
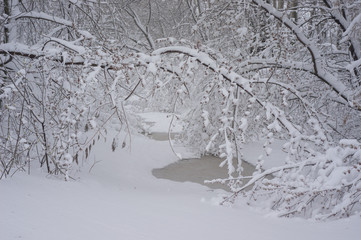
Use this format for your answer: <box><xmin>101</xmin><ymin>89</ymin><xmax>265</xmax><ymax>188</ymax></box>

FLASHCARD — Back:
<box><xmin>290</xmin><ymin>0</ymin><xmax>298</xmax><ymax>22</ymax></box>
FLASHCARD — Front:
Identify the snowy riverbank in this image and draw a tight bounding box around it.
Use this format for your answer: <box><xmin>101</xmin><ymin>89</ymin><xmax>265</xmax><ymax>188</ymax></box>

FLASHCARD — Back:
<box><xmin>1</xmin><ymin>113</ymin><xmax>360</xmax><ymax>240</ymax></box>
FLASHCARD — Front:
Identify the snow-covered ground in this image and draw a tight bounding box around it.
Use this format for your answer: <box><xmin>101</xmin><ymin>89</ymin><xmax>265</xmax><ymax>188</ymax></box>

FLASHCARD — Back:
<box><xmin>137</xmin><ymin>112</ymin><xmax>183</xmax><ymax>133</ymax></box>
<box><xmin>1</xmin><ymin>113</ymin><xmax>360</xmax><ymax>240</ymax></box>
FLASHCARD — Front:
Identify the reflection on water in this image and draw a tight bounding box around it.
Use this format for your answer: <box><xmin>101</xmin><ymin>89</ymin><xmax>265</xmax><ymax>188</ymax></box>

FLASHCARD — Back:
<box><xmin>152</xmin><ymin>155</ymin><xmax>257</xmax><ymax>192</ymax></box>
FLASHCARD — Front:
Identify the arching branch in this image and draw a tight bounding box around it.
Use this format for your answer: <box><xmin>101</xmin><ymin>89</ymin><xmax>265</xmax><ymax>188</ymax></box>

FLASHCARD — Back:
<box><xmin>151</xmin><ymin>46</ymin><xmax>301</xmax><ymax>135</ymax></box>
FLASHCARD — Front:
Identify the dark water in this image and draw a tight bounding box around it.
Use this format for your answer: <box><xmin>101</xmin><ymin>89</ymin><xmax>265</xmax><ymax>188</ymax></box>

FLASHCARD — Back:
<box><xmin>145</xmin><ymin>132</ymin><xmax>177</xmax><ymax>141</ymax></box>
<box><xmin>147</xmin><ymin>132</ymin><xmax>258</xmax><ymax>191</ymax></box>
<box><xmin>152</xmin><ymin>155</ymin><xmax>257</xmax><ymax>192</ymax></box>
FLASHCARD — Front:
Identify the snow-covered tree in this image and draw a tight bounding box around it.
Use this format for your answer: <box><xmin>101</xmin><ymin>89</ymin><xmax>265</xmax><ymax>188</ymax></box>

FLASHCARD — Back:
<box><xmin>173</xmin><ymin>0</ymin><xmax>361</xmax><ymax>219</ymax></box>
<box><xmin>0</xmin><ymin>0</ymin><xmax>140</xmax><ymax>179</ymax></box>
<box><xmin>1</xmin><ymin>0</ymin><xmax>360</xmax><ymax>219</ymax></box>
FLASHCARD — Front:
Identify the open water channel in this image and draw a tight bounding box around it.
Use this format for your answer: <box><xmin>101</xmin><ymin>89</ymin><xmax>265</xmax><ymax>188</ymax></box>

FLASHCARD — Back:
<box><xmin>149</xmin><ymin>132</ymin><xmax>257</xmax><ymax>192</ymax></box>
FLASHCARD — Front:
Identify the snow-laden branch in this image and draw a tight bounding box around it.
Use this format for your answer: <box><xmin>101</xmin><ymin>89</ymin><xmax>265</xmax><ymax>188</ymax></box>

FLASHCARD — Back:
<box><xmin>220</xmin><ymin>158</ymin><xmax>325</xmax><ymax>204</ymax></box>
<box><xmin>42</xmin><ymin>37</ymin><xmax>86</xmax><ymax>55</ymax></box>
<box><xmin>343</xmin><ymin>12</ymin><xmax>361</xmax><ymax>40</ymax></box>
<box><xmin>0</xmin><ymin>41</ymin><xmax>84</xmax><ymax>62</ymax></box>
<box><xmin>250</xmin><ymin>79</ymin><xmax>325</xmax><ymax>123</ymax></box>
<box><xmin>0</xmin><ymin>43</ymin><xmax>44</xmax><ymax>59</ymax></box>
<box><xmin>151</xmin><ymin>46</ymin><xmax>300</xmax><ymax>135</ymax></box>
<box><xmin>221</xmin><ymin>140</ymin><xmax>361</xmax><ymax>219</ymax></box>
<box><xmin>324</xmin><ymin>0</ymin><xmax>361</xmax><ymax>60</ymax></box>
<box><xmin>237</xmin><ymin>58</ymin><xmax>314</xmax><ymax>74</ymax></box>
<box><xmin>251</xmin><ymin>0</ymin><xmax>358</xmax><ymax>109</ymax></box>
<box><xmin>14</xmin><ymin>11</ymin><xmax>73</xmax><ymax>27</ymax></box>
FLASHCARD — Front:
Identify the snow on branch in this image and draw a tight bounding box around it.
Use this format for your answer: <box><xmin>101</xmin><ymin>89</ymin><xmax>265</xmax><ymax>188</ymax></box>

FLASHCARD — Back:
<box><xmin>222</xmin><ymin>140</ymin><xmax>361</xmax><ymax>220</ymax></box>
<box><xmin>251</xmin><ymin>0</ymin><xmax>358</xmax><ymax>110</ymax></box>
<box><xmin>14</xmin><ymin>11</ymin><xmax>73</xmax><ymax>27</ymax></box>
<box><xmin>328</xmin><ymin>2</ymin><xmax>361</xmax><ymax>61</ymax></box>
<box><xmin>152</xmin><ymin>46</ymin><xmax>300</xmax><ymax>135</ymax></box>
<box><xmin>237</xmin><ymin>58</ymin><xmax>314</xmax><ymax>75</ymax></box>
<box><xmin>42</xmin><ymin>37</ymin><xmax>86</xmax><ymax>55</ymax></box>
<box><xmin>0</xmin><ymin>43</ymin><xmax>44</xmax><ymax>59</ymax></box>
<box><xmin>343</xmin><ymin>12</ymin><xmax>361</xmax><ymax>39</ymax></box>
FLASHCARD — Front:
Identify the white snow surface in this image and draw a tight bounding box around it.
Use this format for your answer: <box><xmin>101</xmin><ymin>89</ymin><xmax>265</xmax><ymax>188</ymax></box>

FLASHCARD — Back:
<box><xmin>1</xmin><ymin>113</ymin><xmax>360</xmax><ymax>240</ymax></box>
<box><xmin>137</xmin><ymin>112</ymin><xmax>183</xmax><ymax>133</ymax></box>
<box><xmin>242</xmin><ymin>139</ymin><xmax>287</xmax><ymax>169</ymax></box>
